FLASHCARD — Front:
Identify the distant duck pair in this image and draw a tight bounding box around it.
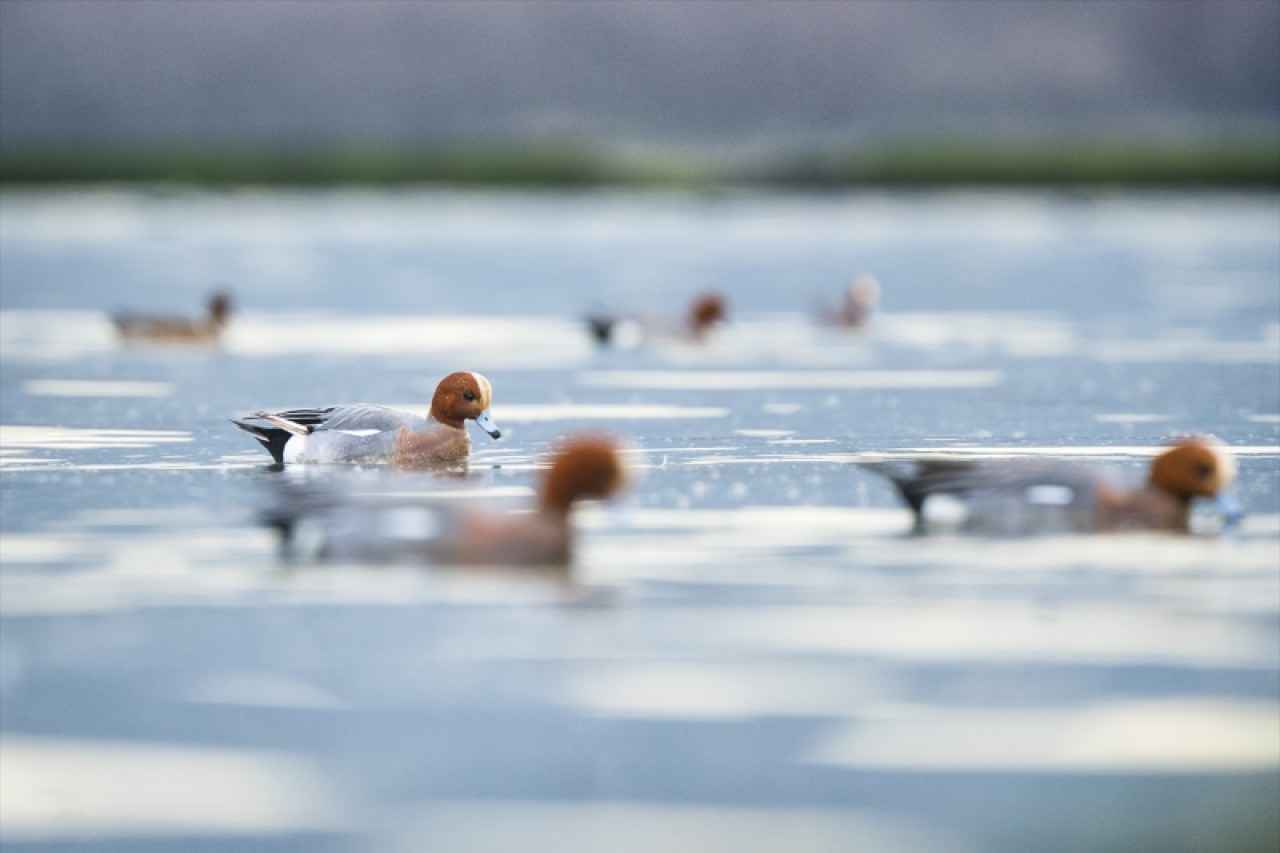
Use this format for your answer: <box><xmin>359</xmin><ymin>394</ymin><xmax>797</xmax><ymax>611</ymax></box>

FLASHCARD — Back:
<box><xmin>587</xmin><ymin>291</ymin><xmax>727</xmax><ymax>346</ymax></box>
<box><xmin>585</xmin><ymin>275</ymin><xmax>877</xmax><ymax>346</ymax></box>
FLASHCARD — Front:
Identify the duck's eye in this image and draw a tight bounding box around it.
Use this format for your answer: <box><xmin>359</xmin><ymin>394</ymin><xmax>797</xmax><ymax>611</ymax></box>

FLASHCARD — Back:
<box><xmin>1193</xmin><ymin>461</ymin><xmax>1214</xmax><ymax>479</ymax></box>
<box><xmin>463</xmin><ymin>390</ymin><xmax>476</xmax><ymax>402</ymax></box>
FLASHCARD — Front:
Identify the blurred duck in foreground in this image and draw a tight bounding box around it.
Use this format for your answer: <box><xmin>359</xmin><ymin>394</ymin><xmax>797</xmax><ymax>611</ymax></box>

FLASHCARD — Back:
<box><xmin>817</xmin><ymin>274</ymin><xmax>880</xmax><ymax>329</ymax></box>
<box><xmin>860</xmin><ymin>437</ymin><xmax>1242</xmax><ymax>535</ymax></box>
<box><xmin>113</xmin><ymin>291</ymin><xmax>233</xmax><ymax>344</ymax></box>
<box><xmin>233</xmin><ymin>371</ymin><xmax>501</xmax><ymax>465</ymax></box>
<box><xmin>586</xmin><ymin>291</ymin><xmax>727</xmax><ymax>347</ymax></box>
<box><xmin>268</xmin><ymin>434</ymin><xmax>629</xmax><ymax>566</ymax></box>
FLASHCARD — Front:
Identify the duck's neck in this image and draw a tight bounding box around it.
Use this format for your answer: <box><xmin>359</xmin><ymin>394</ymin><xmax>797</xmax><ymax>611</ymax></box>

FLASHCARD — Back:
<box><xmin>536</xmin><ymin>484</ymin><xmax>576</xmax><ymax>519</ymax></box>
<box><xmin>1097</xmin><ymin>483</ymin><xmax>1190</xmax><ymax>531</ymax></box>
<box><xmin>429</xmin><ymin>406</ymin><xmax>464</xmax><ymax>430</ymax></box>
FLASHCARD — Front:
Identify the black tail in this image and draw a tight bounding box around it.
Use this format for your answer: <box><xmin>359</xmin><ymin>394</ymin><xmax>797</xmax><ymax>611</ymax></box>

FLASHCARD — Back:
<box><xmin>585</xmin><ymin>313</ymin><xmax>616</xmax><ymax>345</ymax></box>
<box><xmin>858</xmin><ymin>460</ymin><xmax>936</xmax><ymax>517</ymax></box>
<box><xmin>231</xmin><ymin>419</ymin><xmax>292</xmax><ymax>464</ymax></box>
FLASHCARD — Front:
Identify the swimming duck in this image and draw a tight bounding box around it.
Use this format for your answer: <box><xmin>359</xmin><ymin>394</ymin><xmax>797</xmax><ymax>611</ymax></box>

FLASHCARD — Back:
<box><xmin>586</xmin><ymin>291</ymin><xmax>727</xmax><ymax>346</ymax></box>
<box><xmin>860</xmin><ymin>437</ymin><xmax>1242</xmax><ymax>534</ymax></box>
<box><xmin>817</xmin><ymin>275</ymin><xmax>880</xmax><ymax>329</ymax></box>
<box><xmin>269</xmin><ymin>434</ymin><xmax>628</xmax><ymax>566</ymax></box>
<box><xmin>112</xmin><ymin>291</ymin><xmax>233</xmax><ymax>344</ymax></box>
<box><xmin>233</xmin><ymin>371</ymin><xmax>501</xmax><ymax>465</ymax></box>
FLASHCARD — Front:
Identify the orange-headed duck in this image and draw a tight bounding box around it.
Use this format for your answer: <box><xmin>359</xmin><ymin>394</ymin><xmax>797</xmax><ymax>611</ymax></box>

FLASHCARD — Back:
<box><xmin>271</xmin><ymin>434</ymin><xmax>628</xmax><ymax>566</ymax></box>
<box><xmin>861</xmin><ymin>437</ymin><xmax>1242</xmax><ymax>535</ymax></box>
<box><xmin>587</xmin><ymin>291</ymin><xmax>727</xmax><ymax>346</ymax></box>
<box><xmin>233</xmin><ymin>371</ymin><xmax>501</xmax><ymax>465</ymax></box>
<box><xmin>817</xmin><ymin>274</ymin><xmax>879</xmax><ymax>329</ymax></box>
<box><xmin>113</xmin><ymin>291</ymin><xmax>233</xmax><ymax>344</ymax></box>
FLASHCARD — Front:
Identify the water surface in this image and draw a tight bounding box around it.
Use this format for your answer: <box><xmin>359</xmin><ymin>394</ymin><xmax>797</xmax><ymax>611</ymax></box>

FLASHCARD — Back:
<box><xmin>2</xmin><ymin>189</ymin><xmax>1278</xmax><ymax>852</ymax></box>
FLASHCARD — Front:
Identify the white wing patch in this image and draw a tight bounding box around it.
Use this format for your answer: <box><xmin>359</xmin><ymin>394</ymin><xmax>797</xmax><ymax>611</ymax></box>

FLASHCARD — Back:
<box><xmin>1024</xmin><ymin>485</ymin><xmax>1075</xmax><ymax>506</ymax></box>
<box><xmin>282</xmin><ymin>434</ymin><xmax>307</xmax><ymax>464</ymax></box>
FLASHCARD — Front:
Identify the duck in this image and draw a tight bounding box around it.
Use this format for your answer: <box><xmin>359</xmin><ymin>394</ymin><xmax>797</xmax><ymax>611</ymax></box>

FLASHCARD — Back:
<box><xmin>268</xmin><ymin>434</ymin><xmax>629</xmax><ymax>566</ymax></box>
<box><xmin>586</xmin><ymin>291</ymin><xmax>727</xmax><ymax>347</ymax></box>
<box><xmin>859</xmin><ymin>437</ymin><xmax>1242</xmax><ymax>535</ymax></box>
<box><xmin>232</xmin><ymin>371</ymin><xmax>501</xmax><ymax>465</ymax></box>
<box><xmin>817</xmin><ymin>274</ymin><xmax>880</xmax><ymax>329</ymax></box>
<box><xmin>112</xmin><ymin>291</ymin><xmax>233</xmax><ymax>344</ymax></box>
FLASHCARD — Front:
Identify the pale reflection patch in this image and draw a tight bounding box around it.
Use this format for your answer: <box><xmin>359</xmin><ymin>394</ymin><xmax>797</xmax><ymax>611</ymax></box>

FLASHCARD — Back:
<box><xmin>0</xmin><ymin>737</ymin><xmax>348</xmax><ymax>839</ymax></box>
<box><xmin>383</xmin><ymin>800</ymin><xmax>966</xmax><ymax>853</ymax></box>
<box><xmin>562</xmin><ymin>662</ymin><xmax>884</xmax><ymax>720</ymax></box>
<box><xmin>489</xmin><ymin>404</ymin><xmax>730</xmax><ymax>422</ymax></box>
<box><xmin>225</xmin><ymin>314</ymin><xmax>593</xmax><ymax>366</ymax></box>
<box><xmin>849</xmin><ymin>444</ymin><xmax>1280</xmax><ymax>460</ymax></box>
<box><xmin>179</xmin><ymin>669</ymin><xmax>347</xmax><ymax>710</ymax></box>
<box><xmin>804</xmin><ymin>700</ymin><xmax>1280</xmax><ymax>773</ymax></box>
<box><xmin>0</xmin><ymin>311</ymin><xmax>116</xmax><ymax>361</ymax></box>
<box><xmin>878</xmin><ymin>312</ymin><xmax>1075</xmax><ymax>357</ymax></box>
<box><xmin>22</xmin><ymin>380</ymin><xmax>174</xmax><ymax>398</ymax></box>
<box><xmin>579</xmin><ymin>370</ymin><xmax>1004</xmax><ymax>391</ymax></box>
<box><xmin>0</xmin><ymin>426</ymin><xmax>191</xmax><ymax>450</ymax></box>
<box><xmin>1094</xmin><ymin>413</ymin><xmax>1173</xmax><ymax>424</ymax></box>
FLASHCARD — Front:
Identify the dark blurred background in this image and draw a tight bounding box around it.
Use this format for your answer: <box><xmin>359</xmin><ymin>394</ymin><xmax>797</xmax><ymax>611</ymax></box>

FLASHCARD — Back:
<box><xmin>1</xmin><ymin>0</ymin><xmax>1278</xmax><ymax>184</ymax></box>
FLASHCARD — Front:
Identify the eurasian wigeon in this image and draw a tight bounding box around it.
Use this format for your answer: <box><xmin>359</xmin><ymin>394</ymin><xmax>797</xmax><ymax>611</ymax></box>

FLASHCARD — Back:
<box><xmin>586</xmin><ymin>291</ymin><xmax>727</xmax><ymax>346</ymax></box>
<box><xmin>270</xmin><ymin>434</ymin><xmax>628</xmax><ymax>566</ymax></box>
<box><xmin>817</xmin><ymin>274</ymin><xmax>880</xmax><ymax>329</ymax></box>
<box><xmin>861</xmin><ymin>437</ymin><xmax>1242</xmax><ymax>535</ymax></box>
<box><xmin>233</xmin><ymin>371</ymin><xmax>501</xmax><ymax>465</ymax></box>
<box><xmin>113</xmin><ymin>291</ymin><xmax>233</xmax><ymax>344</ymax></box>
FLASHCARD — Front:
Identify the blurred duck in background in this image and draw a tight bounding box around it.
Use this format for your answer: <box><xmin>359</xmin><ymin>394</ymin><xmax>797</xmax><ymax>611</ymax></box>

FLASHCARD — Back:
<box><xmin>267</xmin><ymin>433</ymin><xmax>629</xmax><ymax>567</ymax></box>
<box><xmin>112</xmin><ymin>290</ymin><xmax>233</xmax><ymax>344</ymax></box>
<box><xmin>233</xmin><ymin>371</ymin><xmax>501</xmax><ymax>465</ymax></box>
<box><xmin>586</xmin><ymin>290</ymin><xmax>727</xmax><ymax>347</ymax></box>
<box><xmin>860</xmin><ymin>437</ymin><xmax>1242</xmax><ymax>535</ymax></box>
<box><xmin>816</xmin><ymin>274</ymin><xmax>880</xmax><ymax>329</ymax></box>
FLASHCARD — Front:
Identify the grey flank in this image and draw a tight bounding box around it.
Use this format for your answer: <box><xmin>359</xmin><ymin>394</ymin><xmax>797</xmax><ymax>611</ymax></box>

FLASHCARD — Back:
<box><xmin>284</xmin><ymin>404</ymin><xmax>436</xmax><ymax>462</ymax></box>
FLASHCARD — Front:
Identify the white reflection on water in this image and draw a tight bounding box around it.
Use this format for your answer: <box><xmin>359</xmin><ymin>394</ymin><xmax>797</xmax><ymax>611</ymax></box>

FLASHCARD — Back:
<box><xmin>382</xmin><ymin>801</ymin><xmax>967</xmax><ymax>853</ymax></box>
<box><xmin>559</xmin><ymin>662</ymin><xmax>1280</xmax><ymax>774</ymax></box>
<box><xmin>22</xmin><ymin>380</ymin><xmax>174</xmax><ymax>398</ymax></box>
<box><xmin>0</xmin><ymin>426</ymin><xmax>191</xmax><ymax>450</ymax></box>
<box><xmin>3</xmin><ymin>308</ymin><xmax>1277</xmax><ymax>369</ymax></box>
<box><xmin>0</xmin><ymin>737</ymin><xmax>349</xmax><ymax>839</ymax></box>
<box><xmin>0</xmin><ymin>425</ymin><xmax>197</xmax><ymax>472</ymax></box>
<box><xmin>804</xmin><ymin>699</ymin><xmax>1280</xmax><ymax>773</ymax></box>
<box><xmin>578</xmin><ymin>369</ymin><xmax>1005</xmax><ymax>390</ymax></box>
<box><xmin>223</xmin><ymin>313</ymin><xmax>594</xmax><ymax>365</ymax></box>
<box><xmin>476</xmin><ymin>403</ymin><xmax>730</xmax><ymax>422</ymax></box>
<box><xmin>178</xmin><ymin>669</ymin><xmax>348</xmax><ymax>710</ymax></box>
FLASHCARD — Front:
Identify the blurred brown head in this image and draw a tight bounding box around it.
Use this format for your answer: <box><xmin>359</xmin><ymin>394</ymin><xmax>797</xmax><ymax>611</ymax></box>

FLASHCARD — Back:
<box><xmin>538</xmin><ymin>435</ymin><xmax>627</xmax><ymax>515</ymax></box>
<box><xmin>688</xmin><ymin>292</ymin><xmax>727</xmax><ymax>338</ymax></box>
<box><xmin>429</xmin><ymin>372</ymin><xmax>498</xmax><ymax>436</ymax></box>
<box><xmin>843</xmin><ymin>275</ymin><xmax>880</xmax><ymax>326</ymax></box>
<box><xmin>208</xmin><ymin>292</ymin><xmax>233</xmax><ymax>326</ymax></box>
<box><xmin>1148</xmin><ymin>437</ymin><xmax>1236</xmax><ymax>501</ymax></box>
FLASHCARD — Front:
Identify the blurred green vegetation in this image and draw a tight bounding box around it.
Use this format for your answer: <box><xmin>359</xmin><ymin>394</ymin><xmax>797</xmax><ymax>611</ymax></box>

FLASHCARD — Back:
<box><xmin>1</xmin><ymin>138</ymin><xmax>1276</xmax><ymax>188</ymax></box>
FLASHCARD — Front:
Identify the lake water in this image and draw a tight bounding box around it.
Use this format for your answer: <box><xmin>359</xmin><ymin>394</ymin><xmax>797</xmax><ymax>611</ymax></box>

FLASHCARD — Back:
<box><xmin>1</xmin><ymin>188</ymin><xmax>1278</xmax><ymax>852</ymax></box>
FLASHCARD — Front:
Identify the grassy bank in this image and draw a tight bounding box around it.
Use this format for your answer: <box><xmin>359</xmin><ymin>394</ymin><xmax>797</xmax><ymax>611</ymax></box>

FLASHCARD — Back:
<box><xmin>1</xmin><ymin>138</ymin><xmax>1276</xmax><ymax>188</ymax></box>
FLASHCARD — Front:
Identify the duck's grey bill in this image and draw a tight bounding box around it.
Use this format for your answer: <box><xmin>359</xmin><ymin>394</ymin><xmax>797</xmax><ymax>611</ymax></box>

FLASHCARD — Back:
<box><xmin>475</xmin><ymin>410</ymin><xmax>502</xmax><ymax>439</ymax></box>
<box><xmin>1215</xmin><ymin>489</ymin><xmax>1245</xmax><ymax>527</ymax></box>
